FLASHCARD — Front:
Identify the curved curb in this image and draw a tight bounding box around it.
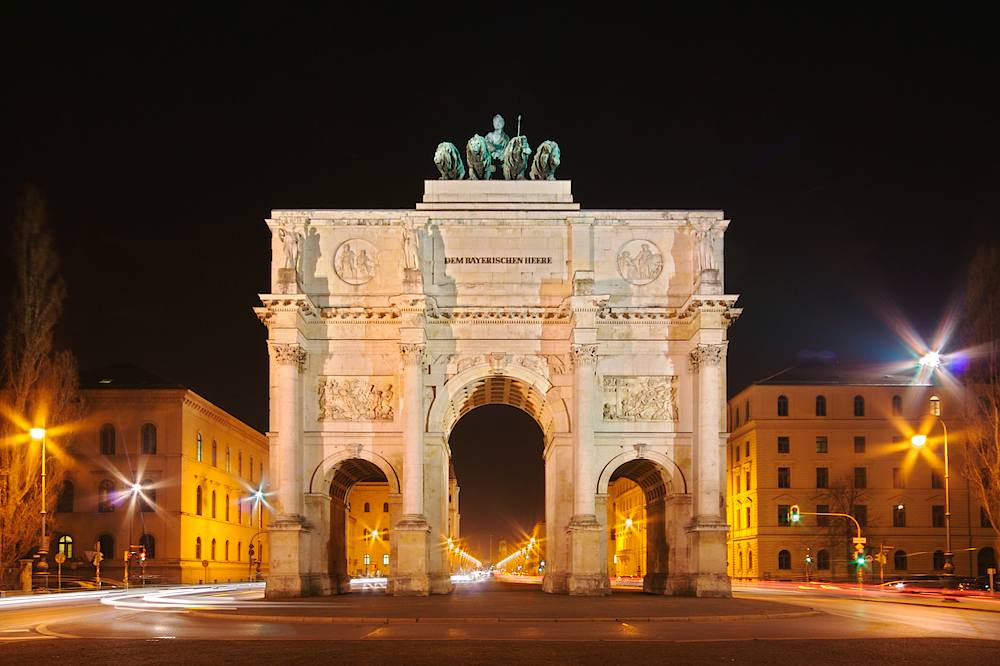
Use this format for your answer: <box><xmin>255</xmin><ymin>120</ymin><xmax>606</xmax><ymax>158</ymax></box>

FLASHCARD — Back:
<box><xmin>188</xmin><ymin>609</ymin><xmax>821</xmax><ymax>625</ymax></box>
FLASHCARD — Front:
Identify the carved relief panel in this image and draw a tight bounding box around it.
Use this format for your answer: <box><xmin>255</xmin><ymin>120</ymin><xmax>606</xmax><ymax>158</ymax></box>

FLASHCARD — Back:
<box><xmin>601</xmin><ymin>375</ymin><xmax>678</xmax><ymax>422</ymax></box>
<box><xmin>318</xmin><ymin>376</ymin><xmax>395</xmax><ymax>421</ymax></box>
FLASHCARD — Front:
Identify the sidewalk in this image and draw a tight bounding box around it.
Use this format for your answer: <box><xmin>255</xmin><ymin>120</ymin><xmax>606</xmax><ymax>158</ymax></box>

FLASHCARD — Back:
<box><xmin>190</xmin><ymin>580</ymin><xmax>815</xmax><ymax>624</ymax></box>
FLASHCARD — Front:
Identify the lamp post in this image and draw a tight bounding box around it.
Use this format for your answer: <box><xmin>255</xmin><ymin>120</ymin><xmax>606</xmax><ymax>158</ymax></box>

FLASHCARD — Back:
<box><xmin>911</xmin><ymin>394</ymin><xmax>953</xmax><ymax>574</ymax></box>
<box><xmin>29</xmin><ymin>427</ymin><xmax>49</xmax><ymax>573</ymax></box>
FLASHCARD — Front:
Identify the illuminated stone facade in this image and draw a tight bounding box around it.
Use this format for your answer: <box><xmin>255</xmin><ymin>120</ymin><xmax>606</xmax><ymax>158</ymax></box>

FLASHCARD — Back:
<box><xmin>727</xmin><ymin>370</ymin><xmax>998</xmax><ymax>582</ymax></box>
<box><xmin>257</xmin><ymin>180</ymin><xmax>739</xmax><ymax>597</ymax></box>
<box><xmin>52</xmin><ymin>366</ymin><xmax>270</xmax><ymax>584</ymax></box>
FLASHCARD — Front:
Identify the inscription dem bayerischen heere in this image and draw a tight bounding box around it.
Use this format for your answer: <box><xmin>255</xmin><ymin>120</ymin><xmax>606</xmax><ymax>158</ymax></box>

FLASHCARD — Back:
<box><xmin>444</xmin><ymin>256</ymin><xmax>553</xmax><ymax>265</ymax></box>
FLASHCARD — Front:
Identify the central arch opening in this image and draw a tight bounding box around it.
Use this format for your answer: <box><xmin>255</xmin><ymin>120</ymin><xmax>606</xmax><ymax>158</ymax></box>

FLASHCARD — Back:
<box><xmin>445</xmin><ymin>374</ymin><xmax>550</xmax><ymax>586</ymax></box>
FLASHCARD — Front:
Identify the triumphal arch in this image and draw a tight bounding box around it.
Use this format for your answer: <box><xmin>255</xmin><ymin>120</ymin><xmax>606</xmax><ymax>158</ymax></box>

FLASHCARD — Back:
<box><xmin>256</xmin><ymin>131</ymin><xmax>739</xmax><ymax>598</ymax></box>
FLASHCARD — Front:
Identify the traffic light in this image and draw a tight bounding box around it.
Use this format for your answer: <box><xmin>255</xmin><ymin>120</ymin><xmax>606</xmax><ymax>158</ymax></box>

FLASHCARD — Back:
<box><xmin>854</xmin><ymin>543</ymin><xmax>866</xmax><ymax>566</ymax></box>
<box><xmin>805</xmin><ymin>548</ymin><xmax>813</xmax><ymax>565</ymax></box>
<box><xmin>789</xmin><ymin>505</ymin><xmax>801</xmax><ymax>524</ymax></box>
<box><xmin>248</xmin><ymin>543</ymin><xmax>255</xmax><ymax>561</ymax></box>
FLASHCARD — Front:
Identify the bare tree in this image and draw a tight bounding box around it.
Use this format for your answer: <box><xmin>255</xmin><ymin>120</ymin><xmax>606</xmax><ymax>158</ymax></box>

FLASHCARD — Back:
<box><xmin>0</xmin><ymin>186</ymin><xmax>80</xmax><ymax>588</ymax></box>
<box><xmin>961</xmin><ymin>244</ymin><xmax>1000</xmax><ymax>555</ymax></box>
<box><xmin>820</xmin><ymin>474</ymin><xmax>871</xmax><ymax>580</ymax></box>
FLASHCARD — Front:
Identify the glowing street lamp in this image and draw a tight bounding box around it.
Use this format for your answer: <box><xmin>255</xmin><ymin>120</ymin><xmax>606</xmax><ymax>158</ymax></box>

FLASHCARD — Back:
<box><xmin>30</xmin><ymin>427</ymin><xmax>49</xmax><ymax>573</ymax></box>
<box><xmin>911</xmin><ymin>395</ymin><xmax>953</xmax><ymax>574</ymax></box>
<box><xmin>918</xmin><ymin>351</ymin><xmax>942</xmax><ymax>370</ymax></box>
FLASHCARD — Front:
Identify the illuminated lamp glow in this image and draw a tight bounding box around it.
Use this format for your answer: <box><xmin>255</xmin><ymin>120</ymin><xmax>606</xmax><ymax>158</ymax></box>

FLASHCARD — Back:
<box><xmin>919</xmin><ymin>351</ymin><xmax>942</xmax><ymax>369</ymax></box>
<box><xmin>911</xmin><ymin>435</ymin><xmax>927</xmax><ymax>448</ymax></box>
<box><xmin>29</xmin><ymin>427</ymin><xmax>46</xmax><ymax>440</ymax></box>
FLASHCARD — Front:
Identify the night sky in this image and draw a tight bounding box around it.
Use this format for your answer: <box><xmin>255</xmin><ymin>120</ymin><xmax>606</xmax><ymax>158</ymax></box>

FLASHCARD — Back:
<box><xmin>4</xmin><ymin>8</ymin><xmax>998</xmax><ymax>554</ymax></box>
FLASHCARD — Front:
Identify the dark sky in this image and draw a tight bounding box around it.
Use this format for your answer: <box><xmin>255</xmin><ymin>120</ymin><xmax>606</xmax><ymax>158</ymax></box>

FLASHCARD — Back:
<box><xmin>4</xmin><ymin>8</ymin><xmax>998</xmax><ymax>553</ymax></box>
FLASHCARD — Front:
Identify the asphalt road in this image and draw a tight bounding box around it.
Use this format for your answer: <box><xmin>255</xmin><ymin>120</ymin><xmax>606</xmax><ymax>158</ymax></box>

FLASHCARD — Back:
<box><xmin>0</xmin><ymin>580</ymin><xmax>997</xmax><ymax>664</ymax></box>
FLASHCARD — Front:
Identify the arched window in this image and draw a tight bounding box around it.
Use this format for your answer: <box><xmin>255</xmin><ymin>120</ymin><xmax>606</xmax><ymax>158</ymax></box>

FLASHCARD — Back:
<box><xmin>383</xmin><ymin>554</ymin><xmax>390</xmax><ymax>566</ymax></box>
<box><xmin>56</xmin><ymin>480</ymin><xmax>74</xmax><ymax>513</ymax></box>
<box><xmin>815</xmin><ymin>395</ymin><xmax>826</xmax><ymax>417</ymax></box>
<box><xmin>196</xmin><ymin>432</ymin><xmax>203</xmax><ymax>461</ymax></box>
<box><xmin>364</xmin><ymin>502</ymin><xmax>371</xmax><ymax>513</ymax></box>
<box><xmin>57</xmin><ymin>534</ymin><xmax>73</xmax><ymax>559</ymax></box>
<box><xmin>195</xmin><ymin>536</ymin><xmax>202</xmax><ymax>559</ymax></box>
<box><xmin>738</xmin><ymin>550</ymin><xmax>744</xmax><ymax>572</ymax></box>
<box><xmin>383</xmin><ymin>502</ymin><xmax>389</xmax><ymax>513</ymax></box>
<box><xmin>225</xmin><ymin>540</ymin><xmax>230</xmax><ymax>561</ymax></box>
<box><xmin>238</xmin><ymin>498</ymin><xmax>243</xmax><ymax>525</ymax></box>
<box><xmin>98</xmin><ymin>479</ymin><xmax>115</xmax><ymax>512</ymax></box>
<box><xmin>777</xmin><ymin>395</ymin><xmax>789</xmax><ymax>417</ymax></box>
<box><xmin>853</xmin><ymin>395</ymin><xmax>865</xmax><ymax>417</ymax></box>
<box><xmin>141</xmin><ymin>423</ymin><xmax>157</xmax><ymax>454</ymax></box>
<box><xmin>933</xmin><ymin>550</ymin><xmax>945</xmax><ymax>570</ymax></box>
<box><xmin>100</xmin><ymin>424</ymin><xmax>116</xmax><ymax>455</ymax></box>
<box><xmin>211</xmin><ymin>538</ymin><xmax>217</xmax><ymax>560</ymax></box>
<box><xmin>196</xmin><ymin>486</ymin><xmax>203</xmax><ymax>515</ymax></box>
<box><xmin>363</xmin><ymin>553</ymin><xmax>371</xmax><ymax>565</ymax></box>
<box><xmin>817</xmin><ymin>549</ymin><xmax>830</xmax><ymax>570</ymax></box>
<box><xmin>226</xmin><ymin>495</ymin><xmax>230</xmax><ymax>521</ymax></box>
<box><xmin>894</xmin><ymin>550</ymin><xmax>908</xmax><ymax>571</ymax></box>
<box><xmin>778</xmin><ymin>550</ymin><xmax>792</xmax><ymax>570</ymax></box>
<box><xmin>211</xmin><ymin>490</ymin><xmax>217</xmax><ymax>519</ymax></box>
<box><xmin>211</xmin><ymin>440</ymin><xmax>218</xmax><ymax>467</ymax></box>
<box><xmin>140</xmin><ymin>533</ymin><xmax>156</xmax><ymax>559</ymax></box>
<box><xmin>891</xmin><ymin>395</ymin><xmax>902</xmax><ymax>416</ymax></box>
<box><xmin>139</xmin><ymin>482</ymin><xmax>155</xmax><ymax>512</ymax></box>
<box><xmin>98</xmin><ymin>534</ymin><xmax>114</xmax><ymax>560</ymax></box>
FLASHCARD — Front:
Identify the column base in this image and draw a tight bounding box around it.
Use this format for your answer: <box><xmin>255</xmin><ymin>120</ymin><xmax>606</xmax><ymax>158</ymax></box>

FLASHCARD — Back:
<box><xmin>685</xmin><ymin>516</ymin><xmax>731</xmax><ymax>598</ymax></box>
<box><xmin>264</xmin><ymin>520</ymin><xmax>313</xmax><ymax>599</ymax></box>
<box><xmin>566</xmin><ymin>514</ymin><xmax>610</xmax><ymax>596</ymax></box>
<box><xmin>542</xmin><ymin>571</ymin><xmax>569</xmax><ymax>594</ymax></box>
<box><xmin>392</xmin><ymin>514</ymin><xmax>430</xmax><ymax>596</ymax></box>
<box><xmin>643</xmin><ymin>572</ymin><xmax>669</xmax><ymax>595</ymax></box>
<box><xmin>429</xmin><ymin>572</ymin><xmax>453</xmax><ymax>595</ymax></box>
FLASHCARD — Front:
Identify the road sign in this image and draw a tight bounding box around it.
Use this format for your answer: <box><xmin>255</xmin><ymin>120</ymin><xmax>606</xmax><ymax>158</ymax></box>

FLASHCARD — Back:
<box><xmin>852</xmin><ymin>537</ymin><xmax>867</xmax><ymax>544</ymax></box>
<box><xmin>54</xmin><ymin>553</ymin><xmax>66</xmax><ymax>564</ymax></box>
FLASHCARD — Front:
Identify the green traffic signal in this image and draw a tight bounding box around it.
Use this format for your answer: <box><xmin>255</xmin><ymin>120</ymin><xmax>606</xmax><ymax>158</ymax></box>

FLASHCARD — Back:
<box><xmin>789</xmin><ymin>504</ymin><xmax>801</xmax><ymax>523</ymax></box>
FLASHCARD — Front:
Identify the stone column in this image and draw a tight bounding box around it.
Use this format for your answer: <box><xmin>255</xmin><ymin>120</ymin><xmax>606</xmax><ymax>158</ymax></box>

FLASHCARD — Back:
<box><xmin>393</xmin><ymin>342</ymin><xmax>430</xmax><ymax>595</ymax></box>
<box><xmin>272</xmin><ymin>342</ymin><xmax>306</xmax><ymax>521</ymax></box>
<box><xmin>687</xmin><ymin>342</ymin><xmax>731</xmax><ymax>597</ymax></box>
<box><xmin>265</xmin><ymin>341</ymin><xmax>309</xmax><ymax>599</ymax></box>
<box><xmin>566</xmin><ymin>343</ymin><xmax>608</xmax><ymax>595</ymax></box>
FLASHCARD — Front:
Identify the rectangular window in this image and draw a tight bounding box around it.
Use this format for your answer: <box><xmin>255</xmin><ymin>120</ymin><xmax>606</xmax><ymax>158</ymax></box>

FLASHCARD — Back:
<box><xmin>853</xmin><ymin>504</ymin><xmax>868</xmax><ymax>528</ymax></box>
<box><xmin>892</xmin><ymin>468</ymin><xmax>905</xmax><ymax>489</ymax></box>
<box><xmin>816</xmin><ymin>467</ymin><xmax>829</xmax><ymax>489</ymax></box>
<box><xmin>778</xmin><ymin>467</ymin><xmax>791</xmax><ymax>488</ymax></box>
<box><xmin>815</xmin><ymin>436</ymin><xmax>828</xmax><ymax>454</ymax></box>
<box><xmin>854</xmin><ymin>467</ymin><xmax>867</xmax><ymax>489</ymax></box>
<box><xmin>816</xmin><ymin>504</ymin><xmax>830</xmax><ymax>527</ymax></box>
<box><xmin>854</xmin><ymin>436</ymin><xmax>866</xmax><ymax>453</ymax></box>
<box><xmin>735</xmin><ymin>474</ymin><xmax>740</xmax><ymax>493</ymax></box>
<box><xmin>931</xmin><ymin>471</ymin><xmax>943</xmax><ymax>489</ymax></box>
<box><xmin>932</xmin><ymin>505</ymin><xmax>945</xmax><ymax>527</ymax></box>
<box><xmin>777</xmin><ymin>436</ymin><xmax>790</xmax><ymax>454</ymax></box>
<box><xmin>893</xmin><ymin>505</ymin><xmax>906</xmax><ymax>527</ymax></box>
<box><xmin>383</xmin><ymin>554</ymin><xmax>390</xmax><ymax>565</ymax></box>
<box><xmin>735</xmin><ymin>444</ymin><xmax>740</xmax><ymax>462</ymax></box>
<box><xmin>745</xmin><ymin>471</ymin><xmax>751</xmax><ymax>492</ymax></box>
<box><xmin>745</xmin><ymin>506</ymin><xmax>751</xmax><ymax>528</ymax></box>
<box><xmin>745</xmin><ymin>441</ymin><xmax>750</xmax><ymax>457</ymax></box>
<box><xmin>778</xmin><ymin>504</ymin><xmax>790</xmax><ymax>527</ymax></box>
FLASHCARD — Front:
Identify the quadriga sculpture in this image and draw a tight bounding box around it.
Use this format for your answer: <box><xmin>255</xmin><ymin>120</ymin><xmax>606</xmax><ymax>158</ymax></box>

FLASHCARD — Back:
<box><xmin>465</xmin><ymin>134</ymin><xmax>495</xmax><ymax>180</ymax></box>
<box><xmin>434</xmin><ymin>142</ymin><xmax>466</xmax><ymax>180</ymax></box>
<box><xmin>529</xmin><ymin>140</ymin><xmax>561</xmax><ymax>180</ymax></box>
<box><xmin>501</xmin><ymin>135</ymin><xmax>531</xmax><ymax>180</ymax></box>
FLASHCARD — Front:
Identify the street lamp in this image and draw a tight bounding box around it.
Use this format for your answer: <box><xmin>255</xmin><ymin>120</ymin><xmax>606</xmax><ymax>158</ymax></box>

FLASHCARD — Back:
<box><xmin>30</xmin><ymin>427</ymin><xmax>49</xmax><ymax>573</ymax></box>
<box><xmin>911</xmin><ymin>394</ymin><xmax>953</xmax><ymax>574</ymax></box>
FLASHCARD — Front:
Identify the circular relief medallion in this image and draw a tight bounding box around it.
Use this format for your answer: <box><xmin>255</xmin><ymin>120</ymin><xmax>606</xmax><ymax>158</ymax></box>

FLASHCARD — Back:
<box><xmin>617</xmin><ymin>239</ymin><xmax>663</xmax><ymax>285</ymax></box>
<box><xmin>334</xmin><ymin>239</ymin><xmax>378</xmax><ymax>285</ymax></box>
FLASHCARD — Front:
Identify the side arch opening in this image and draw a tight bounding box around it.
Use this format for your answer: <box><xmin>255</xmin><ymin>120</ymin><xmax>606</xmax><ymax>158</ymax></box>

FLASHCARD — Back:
<box><xmin>606</xmin><ymin>457</ymin><xmax>672</xmax><ymax>594</ymax></box>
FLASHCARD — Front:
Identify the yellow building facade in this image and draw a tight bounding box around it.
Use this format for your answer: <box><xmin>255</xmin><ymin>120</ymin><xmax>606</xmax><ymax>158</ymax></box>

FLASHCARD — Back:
<box><xmin>607</xmin><ymin>478</ymin><xmax>647</xmax><ymax>578</ymax></box>
<box><xmin>52</xmin><ymin>366</ymin><xmax>270</xmax><ymax>584</ymax></box>
<box><xmin>727</xmin><ymin>367</ymin><xmax>997</xmax><ymax>582</ymax></box>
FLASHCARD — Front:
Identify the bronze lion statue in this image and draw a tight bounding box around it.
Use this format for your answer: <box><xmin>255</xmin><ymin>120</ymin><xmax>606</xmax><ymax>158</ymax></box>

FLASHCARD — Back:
<box><xmin>501</xmin><ymin>135</ymin><xmax>531</xmax><ymax>180</ymax></box>
<box><xmin>530</xmin><ymin>140</ymin><xmax>561</xmax><ymax>180</ymax></box>
<box><xmin>465</xmin><ymin>134</ymin><xmax>495</xmax><ymax>180</ymax></box>
<box><xmin>434</xmin><ymin>142</ymin><xmax>466</xmax><ymax>180</ymax></box>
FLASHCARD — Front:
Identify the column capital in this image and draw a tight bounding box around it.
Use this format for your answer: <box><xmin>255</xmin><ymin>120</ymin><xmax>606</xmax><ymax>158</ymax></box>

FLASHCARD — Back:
<box><xmin>400</xmin><ymin>343</ymin><xmax>427</xmax><ymax>366</ymax></box>
<box><xmin>570</xmin><ymin>343</ymin><xmax>599</xmax><ymax>367</ymax></box>
<box><xmin>271</xmin><ymin>342</ymin><xmax>307</xmax><ymax>369</ymax></box>
<box><xmin>689</xmin><ymin>342</ymin><xmax>727</xmax><ymax>373</ymax></box>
